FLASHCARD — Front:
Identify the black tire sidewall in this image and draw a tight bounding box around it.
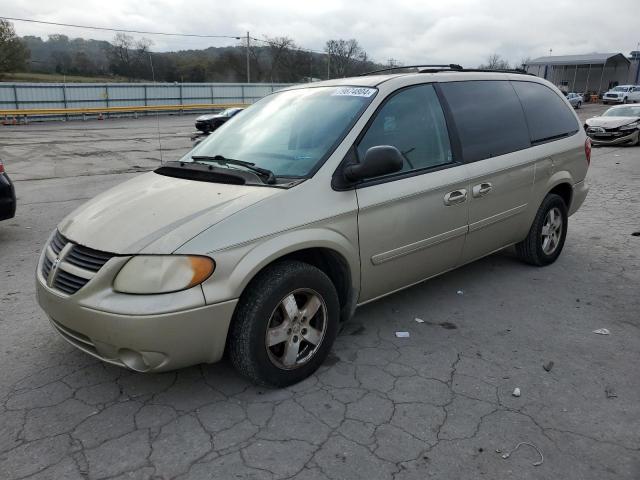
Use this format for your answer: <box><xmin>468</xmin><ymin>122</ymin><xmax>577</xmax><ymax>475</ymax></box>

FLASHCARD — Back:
<box><xmin>229</xmin><ymin>261</ymin><xmax>340</xmax><ymax>387</ymax></box>
<box><xmin>533</xmin><ymin>195</ymin><xmax>568</xmax><ymax>265</ymax></box>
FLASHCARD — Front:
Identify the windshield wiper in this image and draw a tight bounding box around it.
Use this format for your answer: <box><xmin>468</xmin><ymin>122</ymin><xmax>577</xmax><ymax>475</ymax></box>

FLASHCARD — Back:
<box><xmin>191</xmin><ymin>155</ymin><xmax>276</xmax><ymax>184</ymax></box>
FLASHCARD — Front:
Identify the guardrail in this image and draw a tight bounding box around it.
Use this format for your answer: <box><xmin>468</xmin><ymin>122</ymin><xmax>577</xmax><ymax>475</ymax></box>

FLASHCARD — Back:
<box><xmin>0</xmin><ymin>103</ymin><xmax>248</xmax><ymax>123</ymax></box>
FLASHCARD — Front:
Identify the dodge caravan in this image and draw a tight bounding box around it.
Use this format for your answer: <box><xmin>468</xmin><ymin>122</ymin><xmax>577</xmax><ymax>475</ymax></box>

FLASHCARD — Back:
<box><xmin>36</xmin><ymin>66</ymin><xmax>590</xmax><ymax>386</ymax></box>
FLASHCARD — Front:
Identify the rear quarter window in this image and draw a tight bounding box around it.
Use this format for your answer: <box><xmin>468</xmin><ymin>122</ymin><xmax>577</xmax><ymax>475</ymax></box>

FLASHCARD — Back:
<box><xmin>511</xmin><ymin>81</ymin><xmax>579</xmax><ymax>144</ymax></box>
<box><xmin>439</xmin><ymin>80</ymin><xmax>530</xmax><ymax>163</ymax></box>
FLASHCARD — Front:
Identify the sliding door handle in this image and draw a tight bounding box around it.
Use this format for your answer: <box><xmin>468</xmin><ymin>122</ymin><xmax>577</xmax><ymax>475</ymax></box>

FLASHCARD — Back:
<box><xmin>443</xmin><ymin>189</ymin><xmax>467</xmax><ymax>206</ymax></box>
<box><xmin>472</xmin><ymin>182</ymin><xmax>493</xmax><ymax>198</ymax></box>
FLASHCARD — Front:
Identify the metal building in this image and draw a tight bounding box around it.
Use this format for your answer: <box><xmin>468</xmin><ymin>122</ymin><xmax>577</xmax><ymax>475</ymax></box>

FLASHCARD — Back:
<box><xmin>525</xmin><ymin>53</ymin><xmax>639</xmax><ymax>95</ymax></box>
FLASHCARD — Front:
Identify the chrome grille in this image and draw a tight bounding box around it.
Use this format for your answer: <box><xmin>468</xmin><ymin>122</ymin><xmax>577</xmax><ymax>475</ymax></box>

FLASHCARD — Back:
<box><xmin>50</xmin><ymin>230</ymin><xmax>66</xmax><ymax>255</ymax></box>
<box><xmin>42</xmin><ymin>255</ymin><xmax>54</xmax><ymax>279</ymax></box>
<box><xmin>66</xmin><ymin>244</ymin><xmax>114</xmax><ymax>272</ymax></box>
<box><xmin>53</xmin><ymin>269</ymin><xmax>90</xmax><ymax>295</ymax></box>
<box><xmin>41</xmin><ymin>231</ymin><xmax>115</xmax><ymax>295</ymax></box>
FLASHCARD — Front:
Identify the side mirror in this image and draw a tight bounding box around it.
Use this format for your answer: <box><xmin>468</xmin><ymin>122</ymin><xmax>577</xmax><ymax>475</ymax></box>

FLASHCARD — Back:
<box><xmin>344</xmin><ymin>145</ymin><xmax>404</xmax><ymax>182</ymax></box>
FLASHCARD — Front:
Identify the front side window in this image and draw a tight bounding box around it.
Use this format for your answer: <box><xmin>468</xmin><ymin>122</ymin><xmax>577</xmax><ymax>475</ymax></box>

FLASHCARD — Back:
<box><xmin>357</xmin><ymin>84</ymin><xmax>453</xmax><ymax>176</ymax></box>
<box><xmin>512</xmin><ymin>81</ymin><xmax>579</xmax><ymax>143</ymax></box>
<box><xmin>184</xmin><ymin>86</ymin><xmax>376</xmax><ymax>177</ymax></box>
<box><xmin>440</xmin><ymin>80</ymin><xmax>530</xmax><ymax>162</ymax></box>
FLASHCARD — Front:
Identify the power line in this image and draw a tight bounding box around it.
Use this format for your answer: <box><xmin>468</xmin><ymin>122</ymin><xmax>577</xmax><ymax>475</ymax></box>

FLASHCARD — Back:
<box><xmin>0</xmin><ymin>16</ymin><xmax>242</xmax><ymax>40</ymax></box>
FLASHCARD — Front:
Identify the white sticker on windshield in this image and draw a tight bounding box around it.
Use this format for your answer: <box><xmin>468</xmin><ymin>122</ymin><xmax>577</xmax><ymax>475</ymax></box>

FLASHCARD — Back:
<box><xmin>332</xmin><ymin>87</ymin><xmax>376</xmax><ymax>97</ymax></box>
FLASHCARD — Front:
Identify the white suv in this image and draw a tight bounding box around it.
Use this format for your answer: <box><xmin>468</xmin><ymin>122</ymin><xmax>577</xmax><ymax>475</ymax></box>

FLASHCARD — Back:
<box><xmin>603</xmin><ymin>85</ymin><xmax>640</xmax><ymax>104</ymax></box>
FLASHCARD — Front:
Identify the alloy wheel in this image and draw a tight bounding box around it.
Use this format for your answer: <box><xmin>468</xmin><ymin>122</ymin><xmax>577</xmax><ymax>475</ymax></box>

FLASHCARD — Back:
<box><xmin>541</xmin><ymin>207</ymin><xmax>563</xmax><ymax>255</ymax></box>
<box><xmin>265</xmin><ymin>289</ymin><xmax>327</xmax><ymax>370</ymax></box>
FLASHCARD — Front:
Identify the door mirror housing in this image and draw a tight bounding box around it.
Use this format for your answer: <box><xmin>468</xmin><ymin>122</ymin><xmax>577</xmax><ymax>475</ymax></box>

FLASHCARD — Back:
<box><xmin>344</xmin><ymin>145</ymin><xmax>404</xmax><ymax>182</ymax></box>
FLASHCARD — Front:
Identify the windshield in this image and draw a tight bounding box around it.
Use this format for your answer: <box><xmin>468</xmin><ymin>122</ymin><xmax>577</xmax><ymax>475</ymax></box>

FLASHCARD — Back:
<box><xmin>222</xmin><ymin>108</ymin><xmax>241</xmax><ymax>116</ymax></box>
<box><xmin>183</xmin><ymin>86</ymin><xmax>376</xmax><ymax>177</ymax></box>
<box><xmin>612</xmin><ymin>86</ymin><xmax>630</xmax><ymax>92</ymax></box>
<box><xmin>603</xmin><ymin>106</ymin><xmax>640</xmax><ymax>117</ymax></box>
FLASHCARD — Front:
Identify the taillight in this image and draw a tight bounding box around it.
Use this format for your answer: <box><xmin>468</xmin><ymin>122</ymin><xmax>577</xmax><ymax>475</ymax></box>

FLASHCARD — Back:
<box><xmin>0</xmin><ymin>162</ymin><xmax>4</xmax><ymax>174</ymax></box>
<box><xmin>584</xmin><ymin>138</ymin><xmax>591</xmax><ymax>166</ymax></box>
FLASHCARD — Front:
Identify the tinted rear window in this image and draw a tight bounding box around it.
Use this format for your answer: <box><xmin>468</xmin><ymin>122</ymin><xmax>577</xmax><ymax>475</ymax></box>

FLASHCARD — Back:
<box><xmin>440</xmin><ymin>80</ymin><xmax>530</xmax><ymax>162</ymax></box>
<box><xmin>512</xmin><ymin>81</ymin><xmax>579</xmax><ymax>143</ymax></box>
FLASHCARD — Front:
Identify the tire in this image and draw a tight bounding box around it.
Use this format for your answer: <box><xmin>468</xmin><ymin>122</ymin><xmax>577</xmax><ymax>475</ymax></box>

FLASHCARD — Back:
<box><xmin>228</xmin><ymin>260</ymin><xmax>340</xmax><ymax>387</ymax></box>
<box><xmin>603</xmin><ymin>101</ymin><xmax>608</xmax><ymax>105</ymax></box>
<box><xmin>516</xmin><ymin>194</ymin><xmax>568</xmax><ymax>266</ymax></box>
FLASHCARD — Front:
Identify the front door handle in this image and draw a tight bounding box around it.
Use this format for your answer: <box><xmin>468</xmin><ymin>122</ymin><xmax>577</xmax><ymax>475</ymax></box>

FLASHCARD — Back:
<box><xmin>443</xmin><ymin>189</ymin><xmax>467</xmax><ymax>206</ymax></box>
<box><xmin>472</xmin><ymin>182</ymin><xmax>493</xmax><ymax>198</ymax></box>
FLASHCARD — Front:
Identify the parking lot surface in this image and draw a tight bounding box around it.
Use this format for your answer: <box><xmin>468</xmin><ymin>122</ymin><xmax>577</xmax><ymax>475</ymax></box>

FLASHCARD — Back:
<box><xmin>1</xmin><ymin>105</ymin><xmax>639</xmax><ymax>479</ymax></box>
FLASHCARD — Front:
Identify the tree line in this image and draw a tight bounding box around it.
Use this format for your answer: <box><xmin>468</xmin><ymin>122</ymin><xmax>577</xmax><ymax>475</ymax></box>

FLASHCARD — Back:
<box><xmin>1</xmin><ymin>19</ymin><xmax>529</xmax><ymax>82</ymax></box>
<box><xmin>0</xmin><ymin>20</ymin><xmax>383</xmax><ymax>82</ymax></box>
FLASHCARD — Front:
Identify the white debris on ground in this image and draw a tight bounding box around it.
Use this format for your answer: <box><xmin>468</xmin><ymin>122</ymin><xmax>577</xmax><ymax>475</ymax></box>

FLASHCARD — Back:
<box><xmin>593</xmin><ymin>328</ymin><xmax>611</xmax><ymax>335</ymax></box>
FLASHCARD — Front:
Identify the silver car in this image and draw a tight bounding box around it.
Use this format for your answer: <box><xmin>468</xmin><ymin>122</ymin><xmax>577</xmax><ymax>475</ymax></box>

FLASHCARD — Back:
<box><xmin>584</xmin><ymin>105</ymin><xmax>640</xmax><ymax>146</ymax></box>
<box><xmin>566</xmin><ymin>92</ymin><xmax>583</xmax><ymax>109</ymax></box>
<box><xmin>36</xmin><ymin>69</ymin><xmax>590</xmax><ymax>386</ymax></box>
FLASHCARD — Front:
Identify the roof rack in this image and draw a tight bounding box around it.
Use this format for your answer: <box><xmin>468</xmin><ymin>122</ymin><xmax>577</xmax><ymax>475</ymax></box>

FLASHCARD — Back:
<box><xmin>358</xmin><ymin>65</ymin><xmax>535</xmax><ymax>77</ymax></box>
<box><xmin>458</xmin><ymin>68</ymin><xmax>534</xmax><ymax>75</ymax></box>
<box><xmin>358</xmin><ymin>64</ymin><xmax>463</xmax><ymax>76</ymax></box>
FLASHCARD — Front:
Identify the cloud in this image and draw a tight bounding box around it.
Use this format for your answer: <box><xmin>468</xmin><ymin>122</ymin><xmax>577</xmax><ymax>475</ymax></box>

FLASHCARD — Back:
<box><xmin>5</xmin><ymin>0</ymin><xmax>639</xmax><ymax>67</ymax></box>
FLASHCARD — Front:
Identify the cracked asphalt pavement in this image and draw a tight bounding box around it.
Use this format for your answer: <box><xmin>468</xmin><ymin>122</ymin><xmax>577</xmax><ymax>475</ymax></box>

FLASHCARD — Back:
<box><xmin>1</xmin><ymin>106</ymin><xmax>639</xmax><ymax>479</ymax></box>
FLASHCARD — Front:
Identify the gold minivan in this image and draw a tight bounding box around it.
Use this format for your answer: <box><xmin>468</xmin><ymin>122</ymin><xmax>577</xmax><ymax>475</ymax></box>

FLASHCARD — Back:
<box><xmin>36</xmin><ymin>67</ymin><xmax>590</xmax><ymax>386</ymax></box>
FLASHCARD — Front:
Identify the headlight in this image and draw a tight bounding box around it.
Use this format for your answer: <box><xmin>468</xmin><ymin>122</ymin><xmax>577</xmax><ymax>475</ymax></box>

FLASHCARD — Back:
<box><xmin>114</xmin><ymin>255</ymin><xmax>215</xmax><ymax>294</ymax></box>
<box><xmin>620</xmin><ymin>122</ymin><xmax>639</xmax><ymax>131</ymax></box>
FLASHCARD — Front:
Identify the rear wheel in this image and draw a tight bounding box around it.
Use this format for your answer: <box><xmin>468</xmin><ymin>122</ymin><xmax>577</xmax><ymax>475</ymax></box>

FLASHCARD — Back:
<box><xmin>228</xmin><ymin>261</ymin><xmax>340</xmax><ymax>387</ymax></box>
<box><xmin>516</xmin><ymin>194</ymin><xmax>568</xmax><ymax>266</ymax></box>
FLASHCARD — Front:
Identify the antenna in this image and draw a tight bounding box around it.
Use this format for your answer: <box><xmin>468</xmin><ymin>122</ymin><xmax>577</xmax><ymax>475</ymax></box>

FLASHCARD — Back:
<box><xmin>149</xmin><ymin>52</ymin><xmax>164</xmax><ymax>163</ymax></box>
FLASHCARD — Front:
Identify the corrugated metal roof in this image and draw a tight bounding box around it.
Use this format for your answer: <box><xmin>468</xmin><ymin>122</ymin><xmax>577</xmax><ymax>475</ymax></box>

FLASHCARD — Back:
<box><xmin>527</xmin><ymin>53</ymin><xmax>630</xmax><ymax>66</ymax></box>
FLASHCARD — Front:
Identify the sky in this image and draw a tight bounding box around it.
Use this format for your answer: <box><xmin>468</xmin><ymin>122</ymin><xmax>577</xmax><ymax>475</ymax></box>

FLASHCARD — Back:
<box><xmin>3</xmin><ymin>0</ymin><xmax>639</xmax><ymax>67</ymax></box>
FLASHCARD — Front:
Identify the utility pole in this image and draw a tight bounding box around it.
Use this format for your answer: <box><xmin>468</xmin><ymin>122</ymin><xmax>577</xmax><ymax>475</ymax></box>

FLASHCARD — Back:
<box><xmin>246</xmin><ymin>31</ymin><xmax>250</xmax><ymax>83</ymax></box>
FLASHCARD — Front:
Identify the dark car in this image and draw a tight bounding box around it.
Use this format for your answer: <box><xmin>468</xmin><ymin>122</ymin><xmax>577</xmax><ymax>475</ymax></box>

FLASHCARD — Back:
<box><xmin>0</xmin><ymin>160</ymin><xmax>16</xmax><ymax>221</ymax></box>
<box><xmin>195</xmin><ymin>107</ymin><xmax>244</xmax><ymax>133</ymax></box>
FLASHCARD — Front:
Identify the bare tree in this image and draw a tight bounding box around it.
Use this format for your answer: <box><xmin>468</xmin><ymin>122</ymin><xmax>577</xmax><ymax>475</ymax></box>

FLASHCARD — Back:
<box><xmin>108</xmin><ymin>33</ymin><xmax>153</xmax><ymax>79</ymax></box>
<box><xmin>265</xmin><ymin>36</ymin><xmax>296</xmax><ymax>82</ymax></box>
<box><xmin>518</xmin><ymin>56</ymin><xmax>531</xmax><ymax>71</ymax></box>
<box><xmin>479</xmin><ymin>53</ymin><xmax>510</xmax><ymax>70</ymax></box>
<box><xmin>325</xmin><ymin>39</ymin><xmax>368</xmax><ymax>77</ymax></box>
<box><xmin>0</xmin><ymin>20</ymin><xmax>29</xmax><ymax>76</ymax></box>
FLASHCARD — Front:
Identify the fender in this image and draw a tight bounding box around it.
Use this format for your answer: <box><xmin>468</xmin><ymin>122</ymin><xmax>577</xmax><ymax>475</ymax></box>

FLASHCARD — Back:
<box><xmin>198</xmin><ymin>225</ymin><xmax>360</xmax><ymax>306</ymax></box>
<box><xmin>523</xmin><ymin>170</ymin><xmax>575</xmax><ymax>229</ymax></box>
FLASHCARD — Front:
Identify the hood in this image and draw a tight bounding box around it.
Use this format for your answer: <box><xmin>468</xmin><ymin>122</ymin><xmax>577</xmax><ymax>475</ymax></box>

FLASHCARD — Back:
<box><xmin>196</xmin><ymin>113</ymin><xmax>223</xmax><ymax>121</ymax></box>
<box><xmin>585</xmin><ymin>116</ymin><xmax>640</xmax><ymax>129</ymax></box>
<box><xmin>58</xmin><ymin>171</ymin><xmax>281</xmax><ymax>254</ymax></box>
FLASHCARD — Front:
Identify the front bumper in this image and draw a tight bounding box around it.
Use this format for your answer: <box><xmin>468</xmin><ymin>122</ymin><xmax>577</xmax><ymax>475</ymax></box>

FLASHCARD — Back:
<box><xmin>195</xmin><ymin>120</ymin><xmax>211</xmax><ymax>132</ymax></box>
<box><xmin>588</xmin><ymin>129</ymin><xmax>639</xmax><ymax>146</ymax></box>
<box><xmin>36</xmin><ymin>275</ymin><xmax>238</xmax><ymax>372</ymax></box>
<box><xmin>603</xmin><ymin>97</ymin><xmax>624</xmax><ymax>103</ymax></box>
<box><xmin>0</xmin><ymin>173</ymin><xmax>16</xmax><ymax>221</ymax></box>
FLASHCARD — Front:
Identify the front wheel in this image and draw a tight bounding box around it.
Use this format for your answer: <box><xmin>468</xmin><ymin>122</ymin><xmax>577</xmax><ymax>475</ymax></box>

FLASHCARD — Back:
<box><xmin>228</xmin><ymin>260</ymin><xmax>340</xmax><ymax>387</ymax></box>
<box><xmin>516</xmin><ymin>194</ymin><xmax>568</xmax><ymax>266</ymax></box>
